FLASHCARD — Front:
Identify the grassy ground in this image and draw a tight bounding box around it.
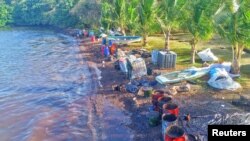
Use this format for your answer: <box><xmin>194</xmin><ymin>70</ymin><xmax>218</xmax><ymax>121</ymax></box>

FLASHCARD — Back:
<box><xmin>128</xmin><ymin>34</ymin><xmax>250</xmax><ymax>87</ymax></box>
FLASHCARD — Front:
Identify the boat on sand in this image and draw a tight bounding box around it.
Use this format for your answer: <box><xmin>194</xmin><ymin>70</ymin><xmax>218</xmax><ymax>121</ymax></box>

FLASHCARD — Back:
<box><xmin>108</xmin><ymin>36</ymin><xmax>142</xmax><ymax>44</ymax></box>
<box><xmin>156</xmin><ymin>67</ymin><xmax>210</xmax><ymax>84</ymax></box>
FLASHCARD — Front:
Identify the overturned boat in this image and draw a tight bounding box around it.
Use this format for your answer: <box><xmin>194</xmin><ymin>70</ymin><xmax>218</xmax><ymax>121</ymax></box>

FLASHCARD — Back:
<box><xmin>156</xmin><ymin>67</ymin><xmax>210</xmax><ymax>84</ymax></box>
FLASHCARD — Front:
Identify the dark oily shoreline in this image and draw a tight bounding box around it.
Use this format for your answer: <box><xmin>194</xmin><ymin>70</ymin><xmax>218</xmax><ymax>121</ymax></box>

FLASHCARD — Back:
<box><xmin>76</xmin><ymin>36</ymin><xmax>250</xmax><ymax>141</ymax></box>
<box><xmin>76</xmin><ymin>37</ymin><xmax>135</xmax><ymax>140</ymax></box>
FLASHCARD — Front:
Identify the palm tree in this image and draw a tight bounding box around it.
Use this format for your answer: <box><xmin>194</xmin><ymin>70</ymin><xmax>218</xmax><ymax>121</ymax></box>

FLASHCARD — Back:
<box><xmin>213</xmin><ymin>0</ymin><xmax>250</xmax><ymax>74</ymax></box>
<box><xmin>138</xmin><ymin>0</ymin><xmax>155</xmax><ymax>46</ymax></box>
<box><xmin>101</xmin><ymin>0</ymin><xmax>114</xmax><ymax>30</ymax></box>
<box><xmin>184</xmin><ymin>0</ymin><xmax>216</xmax><ymax>64</ymax></box>
<box><xmin>101</xmin><ymin>0</ymin><xmax>139</xmax><ymax>35</ymax></box>
<box><xmin>126</xmin><ymin>0</ymin><xmax>139</xmax><ymax>35</ymax></box>
<box><xmin>112</xmin><ymin>0</ymin><xmax>127</xmax><ymax>35</ymax></box>
<box><xmin>101</xmin><ymin>0</ymin><xmax>127</xmax><ymax>35</ymax></box>
<box><xmin>155</xmin><ymin>0</ymin><xmax>187</xmax><ymax>51</ymax></box>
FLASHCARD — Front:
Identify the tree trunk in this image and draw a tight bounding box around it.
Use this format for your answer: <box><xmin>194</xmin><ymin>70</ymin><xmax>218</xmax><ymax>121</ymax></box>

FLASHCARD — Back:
<box><xmin>165</xmin><ymin>29</ymin><xmax>170</xmax><ymax>51</ymax></box>
<box><xmin>121</xmin><ymin>28</ymin><xmax>126</xmax><ymax>36</ymax></box>
<box><xmin>190</xmin><ymin>38</ymin><xmax>197</xmax><ymax>64</ymax></box>
<box><xmin>231</xmin><ymin>58</ymin><xmax>240</xmax><ymax>74</ymax></box>
<box><xmin>142</xmin><ymin>34</ymin><xmax>147</xmax><ymax>47</ymax></box>
<box><xmin>231</xmin><ymin>44</ymin><xmax>244</xmax><ymax>74</ymax></box>
<box><xmin>191</xmin><ymin>44</ymin><xmax>196</xmax><ymax>64</ymax></box>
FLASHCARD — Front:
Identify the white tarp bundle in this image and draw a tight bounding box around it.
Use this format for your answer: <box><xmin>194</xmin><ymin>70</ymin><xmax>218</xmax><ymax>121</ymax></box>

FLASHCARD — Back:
<box><xmin>208</xmin><ymin>68</ymin><xmax>241</xmax><ymax>90</ymax></box>
<box><xmin>198</xmin><ymin>48</ymin><xmax>218</xmax><ymax>62</ymax></box>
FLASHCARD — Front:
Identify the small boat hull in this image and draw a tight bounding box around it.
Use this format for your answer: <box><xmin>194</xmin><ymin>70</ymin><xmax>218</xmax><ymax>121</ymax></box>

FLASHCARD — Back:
<box><xmin>156</xmin><ymin>67</ymin><xmax>210</xmax><ymax>84</ymax></box>
<box><xmin>108</xmin><ymin>36</ymin><xmax>142</xmax><ymax>44</ymax></box>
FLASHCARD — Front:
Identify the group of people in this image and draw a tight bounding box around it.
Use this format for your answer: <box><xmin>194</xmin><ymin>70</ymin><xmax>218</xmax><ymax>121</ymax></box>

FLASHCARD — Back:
<box><xmin>76</xmin><ymin>29</ymin><xmax>96</xmax><ymax>43</ymax></box>
<box><xmin>101</xmin><ymin>37</ymin><xmax>117</xmax><ymax>58</ymax></box>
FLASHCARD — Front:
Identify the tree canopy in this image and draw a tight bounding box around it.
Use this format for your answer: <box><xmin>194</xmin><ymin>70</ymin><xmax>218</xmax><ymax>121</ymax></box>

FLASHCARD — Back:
<box><xmin>213</xmin><ymin>0</ymin><xmax>250</xmax><ymax>73</ymax></box>
<box><xmin>185</xmin><ymin>0</ymin><xmax>218</xmax><ymax>64</ymax></box>
<box><xmin>1</xmin><ymin>0</ymin><xmax>101</xmax><ymax>28</ymax></box>
<box><xmin>155</xmin><ymin>0</ymin><xmax>187</xmax><ymax>50</ymax></box>
<box><xmin>0</xmin><ymin>0</ymin><xmax>12</xmax><ymax>27</ymax></box>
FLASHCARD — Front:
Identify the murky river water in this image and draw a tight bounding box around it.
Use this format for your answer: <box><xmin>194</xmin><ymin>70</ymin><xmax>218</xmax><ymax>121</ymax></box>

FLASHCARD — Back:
<box><xmin>0</xmin><ymin>28</ymin><xmax>133</xmax><ymax>141</ymax></box>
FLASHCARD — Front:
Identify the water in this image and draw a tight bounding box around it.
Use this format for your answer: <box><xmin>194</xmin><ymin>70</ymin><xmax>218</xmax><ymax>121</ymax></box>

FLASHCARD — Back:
<box><xmin>0</xmin><ymin>28</ymin><xmax>133</xmax><ymax>141</ymax></box>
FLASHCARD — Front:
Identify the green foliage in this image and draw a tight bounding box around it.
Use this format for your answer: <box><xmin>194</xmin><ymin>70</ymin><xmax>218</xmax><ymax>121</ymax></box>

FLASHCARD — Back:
<box><xmin>185</xmin><ymin>0</ymin><xmax>217</xmax><ymax>41</ymax></box>
<box><xmin>101</xmin><ymin>0</ymin><xmax>113</xmax><ymax>29</ymax></box>
<box><xmin>11</xmin><ymin>0</ymin><xmax>79</xmax><ymax>27</ymax></box>
<box><xmin>0</xmin><ymin>0</ymin><xmax>248</xmax><ymax>54</ymax></box>
<box><xmin>137</xmin><ymin>0</ymin><xmax>156</xmax><ymax>46</ymax></box>
<box><xmin>126</xmin><ymin>0</ymin><xmax>140</xmax><ymax>34</ymax></box>
<box><xmin>111</xmin><ymin>0</ymin><xmax>127</xmax><ymax>34</ymax></box>
<box><xmin>183</xmin><ymin>0</ymin><xmax>220</xmax><ymax>63</ymax></box>
<box><xmin>213</xmin><ymin>0</ymin><xmax>250</xmax><ymax>73</ymax></box>
<box><xmin>137</xmin><ymin>0</ymin><xmax>155</xmax><ymax>33</ymax></box>
<box><xmin>0</xmin><ymin>1</ymin><xmax>12</xmax><ymax>27</ymax></box>
<box><xmin>101</xmin><ymin>0</ymin><xmax>139</xmax><ymax>35</ymax></box>
<box><xmin>214</xmin><ymin>0</ymin><xmax>250</xmax><ymax>47</ymax></box>
<box><xmin>155</xmin><ymin>0</ymin><xmax>187</xmax><ymax>50</ymax></box>
<box><xmin>71</xmin><ymin>0</ymin><xmax>101</xmax><ymax>28</ymax></box>
<box><xmin>156</xmin><ymin>0</ymin><xmax>186</xmax><ymax>31</ymax></box>
<box><xmin>50</xmin><ymin>0</ymin><xmax>79</xmax><ymax>27</ymax></box>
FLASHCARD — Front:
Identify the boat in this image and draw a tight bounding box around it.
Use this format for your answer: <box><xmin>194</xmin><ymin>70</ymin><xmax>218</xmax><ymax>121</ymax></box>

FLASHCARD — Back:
<box><xmin>156</xmin><ymin>67</ymin><xmax>210</xmax><ymax>84</ymax></box>
<box><xmin>107</xmin><ymin>36</ymin><xmax>142</xmax><ymax>44</ymax></box>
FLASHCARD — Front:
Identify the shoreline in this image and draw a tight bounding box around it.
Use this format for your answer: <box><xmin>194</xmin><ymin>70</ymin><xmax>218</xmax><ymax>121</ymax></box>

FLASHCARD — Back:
<box><xmin>77</xmin><ymin>37</ymin><xmax>163</xmax><ymax>140</ymax></box>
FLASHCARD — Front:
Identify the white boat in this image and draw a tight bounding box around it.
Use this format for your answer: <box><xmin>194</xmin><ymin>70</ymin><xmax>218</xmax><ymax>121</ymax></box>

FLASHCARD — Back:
<box><xmin>156</xmin><ymin>67</ymin><xmax>210</xmax><ymax>84</ymax></box>
<box><xmin>108</xmin><ymin>36</ymin><xmax>142</xmax><ymax>44</ymax></box>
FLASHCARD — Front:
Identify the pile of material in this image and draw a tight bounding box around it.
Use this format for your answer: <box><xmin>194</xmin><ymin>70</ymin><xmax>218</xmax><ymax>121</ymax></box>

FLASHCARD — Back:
<box><xmin>115</xmin><ymin>51</ymin><xmax>148</xmax><ymax>79</ymax></box>
<box><xmin>232</xmin><ymin>96</ymin><xmax>250</xmax><ymax>107</ymax></box>
<box><xmin>159</xmin><ymin>51</ymin><xmax>177</xmax><ymax>69</ymax></box>
<box><xmin>197</xmin><ymin>48</ymin><xmax>218</xmax><ymax>62</ymax></box>
<box><xmin>131</xmin><ymin>49</ymin><xmax>151</xmax><ymax>58</ymax></box>
<box><xmin>151</xmin><ymin>50</ymin><xmax>177</xmax><ymax>68</ymax></box>
<box><xmin>207</xmin><ymin>62</ymin><xmax>241</xmax><ymax>90</ymax></box>
<box><xmin>156</xmin><ymin>51</ymin><xmax>177</xmax><ymax>69</ymax></box>
<box><xmin>156</xmin><ymin>62</ymin><xmax>241</xmax><ymax>91</ymax></box>
<box><xmin>127</xmin><ymin>58</ymin><xmax>147</xmax><ymax>79</ymax></box>
<box><xmin>208</xmin><ymin>68</ymin><xmax>241</xmax><ymax>90</ymax></box>
<box><xmin>125</xmin><ymin>78</ymin><xmax>157</xmax><ymax>94</ymax></box>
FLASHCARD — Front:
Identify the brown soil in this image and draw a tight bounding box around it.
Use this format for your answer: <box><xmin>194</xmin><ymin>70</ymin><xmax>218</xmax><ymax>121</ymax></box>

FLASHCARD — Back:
<box><xmin>78</xmin><ymin>37</ymin><xmax>250</xmax><ymax>141</ymax></box>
